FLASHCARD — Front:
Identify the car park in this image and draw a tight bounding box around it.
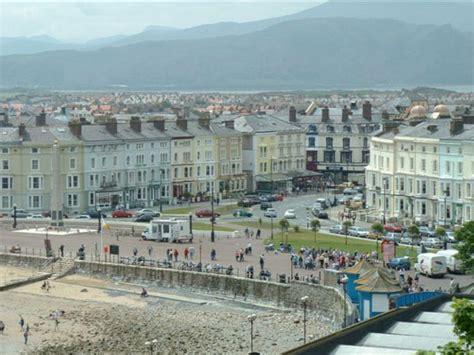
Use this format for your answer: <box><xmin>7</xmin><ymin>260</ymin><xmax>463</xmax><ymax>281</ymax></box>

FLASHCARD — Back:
<box><xmin>387</xmin><ymin>257</ymin><xmax>411</xmax><ymax>270</ymax></box>
<box><xmin>284</xmin><ymin>209</ymin><xmax>296</xmax><ymax>219</ymax></box>
<box><xmin>112</xmin><ymin>210</ymin><xmax>133</xmax><ymax>218</ymax></box>
<box><xmin>260</xmin><ymin>202</ymin><xmax>273</xmax><ymax>210</ymax></box>
<box><xmin>233</xmin><ymin>209</ymin><xmax>253</xmax><ymax>218</ymax></box>
<box><xmin>195</xmin><ymin>209</ymin><xmax>220</xmax><ymax>218</ymax></box>
<box><xmin>264</xmin><ymin>208</ymin><xmax>277</xmax><ymax>218</ymax></box>
<box><xmin>329</xmin><ymin>224</ymin><xmax>344</xmax><ymax>234</ymax></box>
<box><xmin>348</xmin><ymin>226</ymin><xmax>370</xmax><ymax>238</ymax></box>
<box><xmin>136</xmin><ymin>209</ymin><xmax>160</xmax><ymax>217</ymax></box>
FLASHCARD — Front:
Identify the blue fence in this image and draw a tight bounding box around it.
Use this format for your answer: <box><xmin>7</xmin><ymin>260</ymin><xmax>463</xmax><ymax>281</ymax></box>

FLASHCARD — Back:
<box><xmin>392</xmin><ymin>291</ymin><xmax>445</xmax><ymax>308</ymax></box>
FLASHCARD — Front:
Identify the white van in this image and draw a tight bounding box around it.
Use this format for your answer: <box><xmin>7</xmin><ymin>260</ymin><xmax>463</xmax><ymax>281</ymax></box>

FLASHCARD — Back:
<box><xmin>415</xmin><ymin>253</ymin><xmax>447</xmax><ymax>277</ymax></box>
<box><xmin>142</xmin><ymin>218</ymin><xmax>192</xmax><ymax>242</ymax></box>
<box><xmin>436</xmin><ymin>250</ymin><xmax>463</xmax><ymax>274</ymax></box>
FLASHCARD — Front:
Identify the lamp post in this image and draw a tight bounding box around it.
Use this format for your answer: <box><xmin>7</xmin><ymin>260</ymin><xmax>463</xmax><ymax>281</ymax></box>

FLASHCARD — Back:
<box><xmin>443</xmin><ymin>189</ymin><xmax>448</xmax><ymax>229</ymax></box>
<box><xmin>247</xmin><ymin>313</ymin><xmax>257</xmax><ymax>354</ymax></box>
<box><xmin>159</xmin><ymin>169</ymin><xmax>164</xmax><ymax>213</ymax></box>
<box><xmin>382</xmin><ymin>177</ymin><xmax>388</xmax><ymax>226</ymax></box>
<box><xmin>210</xmin><ymin>188</ymin><xmax>215</xmax><ymax>243</ymax></box>
<box><xmin>199</xmin><ymin>239</ymin><xmax>202</xmax><ymax>265</ymax></box>
<box><xmin>301</xmin><ymin>296</ymin><xmax>309</xmax><ymax>344</ymax></box>
<box><xmin>338</xmin><ymin>274</ymin><xmax>348</xmax><ymax>328</ymax></box>
<box><xmin>97</xmin><ymin>207</ymin><xmax>102</xmax><ymax>234</ymax></box>
<box><xmin>270</xmin><ymin>215</ymin><xmax>274</xmax><ymax>240</ymax></box>
<box><xmin>12</xmin><ymin>204</ymin><xmax>17</xmax><ymax>229</ymax></box>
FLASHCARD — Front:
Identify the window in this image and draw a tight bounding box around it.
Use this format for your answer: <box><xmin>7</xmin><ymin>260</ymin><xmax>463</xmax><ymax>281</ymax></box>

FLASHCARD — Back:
<box><xmin>421</xmin><ymin>202</ymin><xmax>426</xmax><ymax>215</ymax></box>
<box><xmin>113</xmin><ymin>156</ymin><xmax>117</xmax><ymax>166</ymax></box>
<box><xmin>326</xmin><ymin>137</ymin><xmax>333</xmax><ymax>149</ymax></box>
<box><xmin>205</xmin><ymin>150</ymin><xmax>212</xmax><ymax>160</ymax></box>
<box><xmin>31</xmin><ymin>159</ymin><xmax>39</xmax><ymax>170</ymax></box>
<box><xmin>67</xmin><ymin>175</ymin><xmax>79</xmax><ymax>188</ymax></box>
<box><xmin>421</xmin><ymin>159</ymin><xmax>426</xmax><ymax>171</ymax></box>
<box><xmin>400</xmin><ymin>157</ymin><xmax>404</xmax><ymax>169</ymax></box>
<box><xmin>2</xmin><ymin>160</ymin><xmax>9</xmax><ymax>170</ymax></box>
<box><xmin>126</xmin><ymin>156</ymin><xmax>130</xmax><ymax>165</ymax></box>
<box><xmin>69</xmin><ymin>158</ymin><xmax>76</xmax><ymax>169</ymax></box>
<box><xmin>308</xmin><ymin>137</ymin><xmax>315</xmax><ymax>148</ymax></box>
<box><xmin>422</xmin><ymin>181</ymin><xmax>427</xmax><ymax>194</ymax></box>
<box><xmin>91</xmin><ymin>158</ymin><xmax>96</xmax><ymax>169</ymax></box>
<box><xmin>197</xmin><ymin>166</ymin><xmax>201</xmax><ymax>176</ymax></box>
<box><xmin>183</xmin><ymin>152</ymin><xmax>191</xmax><ymax>161</ymax></box>
<box><xmin>467</xmin><ymin>183</ymin><xmax>472</xmax><ymax>197</ymax></box>
<box><xmin>31</xmin><ymin>147</ymin><xmax>39</xmax><ymax>154</ymax></box>
<box><xmin>457</xmin><ymin>183</ymin><xmax>462</xmax><ymax>199</ymax></box>
<box><xmin>28</xmin><ymin>176</ymin><xmax>43</xmax><ymax>189</ymax></box>
<box><xmin>1</xmin><ymin>148</ymin><xmax>9</xmax><ymax>154</ymax></box>
<box><xmin>446</xmin><ymin>161</ymin><xmax>451</xmax><ymax>174</ymax></box>
<box><xmin>89</xmin><ymin>192</ymin><xmax>95</xmax><ymax>206</ymax></box>
<box><xmin>343</xmin><ymin>138</ymin><xmax>350</xmax><ymax>150</ymax></box>
<box><xmin>432</xmin><ymin>160</ymin><xmax>437</xmax><ymax>173</ymax></box>
<box><xmin>343</xmin><ymin>126</ymin><xmax>351</xmax><ymax>133</ymax></box>
<box><xmin>432</xmin><ymin>182</ymin><xmax>437</xmax><ymax>196</ymax></box>
<box><xmin>28</xmin><ymin>196</ymin><xmax>42</xmax><ymax>209</ymax></box>
<box><xmin>363</xmin><ymin>138</ymin><xmax>368</xmax><ymax>149</ymax></box>
<box><xmin>458</xmin><ymin>162</ymin><xmax>463</xmax><ymax>174</ymax></box>
<box><xmin>174</xmin><ymin>168</ymin><xmax>178</xmax><ymax>178</ymax></box>
<box><xmin>1</xmin><ymin>177</ymin><xmax>13</xmax><ymax>189</ymax></box>
<box><xmin>2</xmin><ymin>195</ymin><xmax>12</xmax><ymax>209</ymax></box>
<box><xmin>410</xmin><ymin>158</ymin><xmax>414</xmax><ymax>170</ymax></box>
<box><xmin>400</xmin><ymin>179</ymin><xmax>404</xmax><ymax>192</ymax></box>
<box><xmin>151</xmin><ymin>154</ymin><xmax>155</xmax><ymax>164</ymax></box>
<box><xmin>67</xmin><ymin>194</ymin><xmax>79</xmax><ymax>207</ymax></box>
<box><xmin>89</xmin><ymin>175</ymin><xmax>94</xmax><ymax>187</ymax></box>
<box><xmin>323</xmin><ymin>151</ymin><xmax>335</xmax><ymax>163</ymax></box>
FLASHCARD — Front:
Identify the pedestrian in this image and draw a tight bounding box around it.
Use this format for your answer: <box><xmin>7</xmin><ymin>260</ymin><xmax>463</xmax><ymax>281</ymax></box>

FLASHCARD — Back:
<box><xmin>147</xmin><ymin>245</ymin><xmax>153</xmax><ymax>257</ymax></box>
<box><xmin>256</xmin><ymin>229</ymin><xmax>261</xmax><ymax>239</ymax></box>
<box><xmin>54</xmin><ymin>317</ymin><xmax>59</xmax><ymax>331</ymax></box>
<box><xmin>59</xmin><ymin>245</ymin><xmax>64</xmax><ymax>257</ymax></box>
<box><xmin>247</xmin><ymin>242</ymin><xmax>252</xmax><ymax>255</ymax></box>
<box><xmin>24</xmin><ymin>329</ymin><xmax>29</xmax><ymax>344</ymax></box>
<box><xmin>259</xmin><ymin>254</ymin><xmax>264</xmax><ymax>270</ymax></box>
<box><xmin>258</xmin><ymin>218</ymin><xmax>262</xmax><ymax>227</ymax></box>
<box><xmin>46</xmin><ymin>280</ymin><xmax>50</xmax><ymax>293</ymax></box>
<box><xmin>239</xmin><ymin>249</ymin><xmax>244</xmax><ymax>262</ymax></box>
<box><xmin>173</xmin><ymin>249</ymin><xmax>179</xmax><ymax>262</ymax></box>
<box><xmin>250</xmin><ymin>230</ymin><xmax>254</xmax><ymax>238</ymax></box>
<box><xmin>184</xmin><ymin>247</ymin><xmax>189</xmax><ymax>260</ymax></box>
<box><xmin>210</xmin><ymin>249</ymin><xmax>216</xmax><ymax>261</ymax></box>
<box><xmin>133</xmin><ymin>247</ymin><xmax>138</xmax><ymax>257</ymax></box>
<box><xmin>189</xmin><ymin>246</ymin><xmax>195</xmax><ymax>260</ymax></box>
<box><xmin>235</xmin><ymin>250</ymin><xmax>240</xmax><ymax>262</ymax></box>
<box><xmin>19</xmin><ymin>316</ymin><xmax>24</xmax><ymax>331</ymax></box>
<box><xmin>0</xmin><ymin>320</ymin><xmax>4</xmax><ymax>334</ymax></box>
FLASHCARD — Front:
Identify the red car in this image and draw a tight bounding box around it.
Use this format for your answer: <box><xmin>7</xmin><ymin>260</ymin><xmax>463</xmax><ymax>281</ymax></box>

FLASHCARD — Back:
<box><xmin>195</xmin><ymin>209</ymin><xmax>220</xmax><ymax>218</ymax></box>
<box><xmin>272</xmin><ymin>194</ymin><xmax>284</xmax><ymax>201</ymax></box>
<box><xmin>384</xmin><ymin>224</ymin><xmax>402</xmax><ymax>233</ymax></box>
<box><xmin>112</xmin><ymin>210</ymin><xmax>133</xmax><ymax>218</ymax></box>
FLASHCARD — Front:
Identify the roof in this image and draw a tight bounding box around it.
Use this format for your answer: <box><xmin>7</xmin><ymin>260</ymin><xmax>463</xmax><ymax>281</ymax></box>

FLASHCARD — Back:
<box><xmin>355</xmin><ymin>274</ymin><xmax>402</xmax><ymax>293</ymax></box>
<box><xmin>344</xmin><ymin>259</ymin><xmax>375</xmax><ymax>275</ymax></box>
<box><xmin>233</xmin><ymin>114</ymin><xmax>305</xmax><ymax>134</ymax></box>
<box><xmin>285</xmin><ymin>295</ymin><xmax>473</xmax><ymax>355</ymax></box>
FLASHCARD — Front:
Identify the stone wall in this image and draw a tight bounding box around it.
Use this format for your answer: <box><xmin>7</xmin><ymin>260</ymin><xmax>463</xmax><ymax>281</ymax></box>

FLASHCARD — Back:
<box><xmin>0</xmin><ymin>252</ymin><xmax>47</xmax><ymax>268</ymax></box>
<box><xmin>75</xmin><ymin>260</ymin><xmax>351</xmax><ymax>324</ymax></box>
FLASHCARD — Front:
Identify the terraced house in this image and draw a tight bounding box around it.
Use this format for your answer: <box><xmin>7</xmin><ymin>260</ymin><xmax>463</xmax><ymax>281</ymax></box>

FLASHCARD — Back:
<box><xmin>366</xmin><ymin>106</ymin><xmax>474</xmax><ymax>226</ymax></box>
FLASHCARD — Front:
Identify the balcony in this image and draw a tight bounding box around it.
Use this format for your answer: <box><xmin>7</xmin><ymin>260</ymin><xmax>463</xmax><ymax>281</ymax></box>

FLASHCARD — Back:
<box><xmin>100</xmin><ymin>181</ymin><xmax>117</xmax><ymax>189</ymax></box>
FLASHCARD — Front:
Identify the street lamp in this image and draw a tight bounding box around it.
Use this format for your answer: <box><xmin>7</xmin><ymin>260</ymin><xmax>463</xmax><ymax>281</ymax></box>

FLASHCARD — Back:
<box><xmin>443</xmin><ymin>189</ymin><xmax>448</xmax><ymax>229</ymax></box>
<box><xmin>338</xmin><ymin>274</ymin><xmax>348</xmax><ymax>328</ymax></box>
<box><xmin>199</xmin><ymin>239</ymin><xmax>202</xmax><ymax>265</ymax></box>
<box><xmin>12</xmin><ymin>204</ymin><xmax>17</xmax><ymax>229</ymax></box>
<box><xmin>97</xmin><ymin>207</ymin><xmax>102</xmax><ymax>234</ymax></box>
<box><xmin>270</xmin><ymin>214</ymin><xmax>274</xmax><ymax>240</ymax></box>
<box><xmin>301</xmin><ymin>296</ymin><xmax>309</xmax><ymax>344</ymax></box>
<box><xmin>159</xmin><ymin>169</ymin><xmax>164</xmax><ymax>213</ymax></box>
<box><xmin>247</xmin><ymin>313</ymin><xmax>257</xmax><ymax>353</ymax></box>
<box><xmin>382</xmin><ymin>177</ymin><xmax>389</xmax><ymax>226</ymax></box>
<box><xmin>210</xmin><ymin>188</ymin><xmax>215</xmax><ymax>243</ymax></box>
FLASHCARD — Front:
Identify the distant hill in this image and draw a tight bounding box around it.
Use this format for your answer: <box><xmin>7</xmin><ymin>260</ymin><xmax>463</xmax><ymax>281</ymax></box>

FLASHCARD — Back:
<box><xmin>1</xmin><ymin>0</ymin><xmax>471</xmax><ymax>55</ymax></box>
<box><xmin>0</xmin><ymin>18</ymin><xmax>471</xmax><ymax>90</ymax></box>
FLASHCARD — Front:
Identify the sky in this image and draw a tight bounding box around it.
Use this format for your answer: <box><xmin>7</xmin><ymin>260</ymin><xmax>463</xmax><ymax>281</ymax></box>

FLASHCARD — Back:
<box><xmin>0</xmin><ymin>1</ymin><xmax>322</xmax><ymax>42</ymax></box>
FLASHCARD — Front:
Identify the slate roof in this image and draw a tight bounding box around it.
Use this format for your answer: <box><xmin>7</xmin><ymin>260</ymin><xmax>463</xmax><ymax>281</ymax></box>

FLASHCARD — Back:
<box><xmin>233</xmin><ymin>114</ymin><xmax>304</xmax><ymax>133</ymax></box>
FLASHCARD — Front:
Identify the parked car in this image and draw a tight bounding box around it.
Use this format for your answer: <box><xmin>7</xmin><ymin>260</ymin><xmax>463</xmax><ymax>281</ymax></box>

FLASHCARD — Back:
<box><xmin>195</xmin><ymin>209</ymin><xmax>220</xmax><ymax>218</ymax></box>
<box><xmin>10</xmin><ymin>209</ymin><xmax>29</xmax><ymax>218</ymax></box>
<box><xmin>264</xmin><ymin>208</ymin><xmax>277</xmax><ymax>218</ymax></box>
<box><xmin>311</xmin><ymin>208</ymin><xmax>328</xmax><ymax>219</ymax></box>
<box><xmin>260</xmin><ymin>202</ymin><xmax>273</xmax><ymax>210</ymax></box>
<box><xmin>112</xmin><ymin>210</ymin><xmax>133</xmax><ymax>218</ymax></box>
<box><xmin>272</xmin><ymin>194</ymin><xmax>284</xmax><ymax>201</ymax></box>
<box><xmin>421</xmin><ymin>237</ymin><xmax>443</xmax><ymax>249</ymax></box>
<box><xmin>348</xmin><ymin>226</ymin><xmax>370</xmax><ymax>238</ymax></box>
<box><xmin>384</xmin><ymin>224</ymin><xmax>402</xmax><ymax>233</ymax></box>
<box><xmin>329</xmin><ymin>224</ymin><xmax>344</xmax><ymax>234</ymax></box>
<box><xmin>136</xmin><ymin>209</ymin><xmax>160</xmax><ymax>217</ymax></box>
<box><xmin>27</xmin><ymin>214</ymin><xmax>45</xmax><ymax>219</ymax></box>
<box><xmin>387</xmin><ymin>257</ymin><xmax>411</xmax><ymax>270</ymax></box>
<box><xmin>284</xmin><ymin>209</ymin><xmax>296</xmax><ymax>219</ymax></box>
<box><xmin>75</xmin><ymin>214</ymin><xmax>92</xmax><ymax>219</ymax></box>
<box><xmin>415</xmin><ymin>253</ymin><xmax>447</xmax><ymax>277</ymax></box>
<box><xmin>233</xmin><ymin>209</ymin><xmax>253</xmax><ymax>218</ymax></box>
<box><xmin>135</xmin><ymin>214</ymin><xmax>153</xmax><ymax>222</ymax></box>
<box><xmin>82</xmin><ymin>210</ymin><xmax>107</xmax><ymax>219</ymax></box>
<box><xmin>383</xmin><ymin>232</ymin><xmax>402</xmax><ymax>242</ymax></box>
<box><xmin>419</xmin><ymin>226</ymin><xmax>435</xmax><ymax>238</ymax></box>
<box><xmin>400</xmin><ymin>236</ymin><xmax>415</xmax><ymax>245</ymax></box>
<box><xmin>445</xmin><ymin>231</ymin><xmax>457</xmax><ymax>243</ymax></box>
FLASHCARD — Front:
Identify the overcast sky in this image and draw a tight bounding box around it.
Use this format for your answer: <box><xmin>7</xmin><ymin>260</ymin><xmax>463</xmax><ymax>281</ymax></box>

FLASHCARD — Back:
<box><xmin>1</xmin><ymin>1</ymin><xmax>322</xmax><ymax>42</ymax></box>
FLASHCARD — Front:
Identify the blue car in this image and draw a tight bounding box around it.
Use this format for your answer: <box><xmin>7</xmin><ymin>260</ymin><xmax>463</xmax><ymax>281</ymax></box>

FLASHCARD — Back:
<box><xmin>387</xmin><ymin>257</ymin><xmax>411</xmax><ymax>270</ymax></box>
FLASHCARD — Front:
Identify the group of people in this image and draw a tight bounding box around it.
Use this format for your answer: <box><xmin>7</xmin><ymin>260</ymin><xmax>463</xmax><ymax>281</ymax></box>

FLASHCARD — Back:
<box><xmin>290</xmin><ymin>247</ymin><xmax>371</xmax><ymax>271</ymax></box>
<box><xmin>164</xmin><ymin>247</ymin><xmax>197</xmax><ymax>262</ymax></box>
<box><xmin>244</xmin><ymin>228</ymin><xmax>261</xmax><ymax>239</ymax></box>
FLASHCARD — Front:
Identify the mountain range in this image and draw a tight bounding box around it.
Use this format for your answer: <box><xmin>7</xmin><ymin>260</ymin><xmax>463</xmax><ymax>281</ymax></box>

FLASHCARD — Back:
<box><xmin>1</xmin><ymin>0</ymin><xmax>472</xmax><ymax>56</ymax></box>
<box><xmin>1</xmin><ymin>17</ymin><xmax>471</xmax><ymax>90</ymax></box>
<box><xmin>0</xmin><ymin>0</ymin><xmax>472</xmax><ymax>90</ymax></box>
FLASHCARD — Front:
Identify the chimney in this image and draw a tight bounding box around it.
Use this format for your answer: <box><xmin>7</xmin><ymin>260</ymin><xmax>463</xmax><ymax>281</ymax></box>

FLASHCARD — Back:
<box><xmin>184</xmin><ymin>107</ymin><xmax>190</xmax><ymax>118</ymax></box>
<box><xmin>342</xmin><ymin>105</ymin><xmax>350</xmax><ymax>122</ymax></box>
<box><xmin>427</xmin><ymin>125</ymin><xmax>438</xmax><ymax>133</ymax></box>
<box><xmin>224</xmin><ymin>120</ymin><xmax>235</xmax><ymax>130</ymax></box>
<box><xmin>68</xmin><ymin>120</ymin><xmax>82</xmax><ymax>138</ymax></box>
<box><xmin>363</xmin><ymin>101</ymin><xmax>372</xmax><ymax>121</ymax></box>
<box><xmin>322</xmin><ymin>106</ymin><xmax>330</xmax><ymax>122</ymax></box>
<box><xmin>36</xmin><ymin>111</ymin><xmax>46</xmax><ymax>126</ymax></box>
<box><xmin>153</xmin><ymin>119</ymin><xmax>165</xmax><ymax>131</ymax></box>
<box><xmin>19</xmin><ymin>123</ymin><xmax>26</xmax><ymax>138</ymax></box>
<box><xmin>450</xmin><ymin>118</ymin><xmax>464</xmax><ymax>136</ymax></box>
<box><xmin>130</xmin><ymin>116</ymin><xmax>141</xmax><ymax>133</ymax></box>
<box><xmin>177</xmin><ymin>117</ymin><xmax>187</xmax><ymax>131</ymax></box>
<box><xmin>198</xmin><ymin>116</ymin><xmax>210</xmax><ymax>129</ymax></box>
<box><xmin>61</xmin><ymin>107</ymin><xmax>67</xmax><ymax>116</ymax></box>
<box><xmin>289</xmin><ymin>106</ymin><xmax>297</xmax><ymax>122</ymax></box>
<box><xmin>105</xmin><ymin>118</ymin><xmax>118</xmax><ymax>135</ymax></box>
<box><xmin>350</xmin><ymin>101</ymin><xmax>357</xmax><ymax>110</ymax></box>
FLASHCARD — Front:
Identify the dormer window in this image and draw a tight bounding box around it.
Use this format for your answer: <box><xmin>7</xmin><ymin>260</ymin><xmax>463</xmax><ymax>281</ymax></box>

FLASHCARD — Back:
<box><xmin>326</xmin><ymin>125</ymin><xmax>334</xmax><ymax>133</ymax></box>
<box><xmin>343</xmin><ymin>125</ymin><xmax>351</xmax><ymax>133</ymax></box>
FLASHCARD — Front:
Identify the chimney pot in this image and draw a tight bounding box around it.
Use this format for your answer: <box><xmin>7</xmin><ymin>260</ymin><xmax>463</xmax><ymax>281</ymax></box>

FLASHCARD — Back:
<box><xmin>363</xmin><ymin>101</ymin><xmax>372</xmax><ymax>121</ymax></box>
<box><xmin>106</xmin><ymin>118</ymin><xmax>118</xmax><ymax>134</ymax></box>
<box><xmin>153</xmin><ymin>119</ymin><xmax>165</xmax><ymax>131</ymax></box>
<box><xmin>19</xmin><ymin>123</ymin><xmax>26</xmax><ymax>138</ymax></box>
<box><xmin>130</xmin><ymin>116</ymin><xmax>141</xmax><ymax>132</ymax></box>
<box><xmin>36</xmin><ymin>112</ymin><xmax>47</xmax><ymax>127</ymax></box>
<box><xmin>289</xmin><ymin>106</ymin><xmax>297</xmax><ymax>122</ymax></box>
<box><xmin>450</xmin><ymin>118</ymin><xmax>464</xmax><ymax>136</ymax></box>
<box><xmin>177</xmin><ymin>117</ymin><xmax>187</xmax><ymax>131</ymax></box>
<box><xmin>342</xmin><ymin>105</ymin><xmax>349</xmax><ymax>122</ymax></box>
<box><xmin>322</xmin><ymin>106</ymin><xmax>330</xmax><ymax>122</ymax></box>
<box><xmin>68</xmin><ymin>120</ymin><xmax>82</xmax><ymax>138</ymax></box>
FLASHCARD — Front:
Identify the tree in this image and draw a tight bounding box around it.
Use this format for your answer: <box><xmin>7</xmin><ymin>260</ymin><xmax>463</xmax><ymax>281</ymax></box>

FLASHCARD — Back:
<box><xmin>435</xmin><ymin>227</ymin><xmax>446</xmax><ymax>239</ymax></box>
<box><xmin>371</xmin><ymin>222</ymin><xmax>384</xmax><ymax>253</ymax></box>
<box><xmin>343</xmin><ymin>220</ymin><xmax>352</xmax><ymax>245</ymax></box>
<box><xmin>279</xmin><ymin>218</ymin><xmax>290</xmax><ymax>246</ymax></box>
<box><xmin>454</xmin><ymin>221</ymin><xmax>474</xmax><ymax>274</ymax></box>
<box><xmin>310</xmin><ymin>219</ymin><xmax>321</xmax><ymax>244</ymax></box>
<box><xmin>408</xmin><ymin>224</ymin><xmax>420</xmax><ymax>238</ymax></box>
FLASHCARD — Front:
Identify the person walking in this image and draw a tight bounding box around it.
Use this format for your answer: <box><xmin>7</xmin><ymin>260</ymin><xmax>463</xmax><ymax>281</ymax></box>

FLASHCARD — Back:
<box><xmin>256</xmin><ymin>229</ymin><xmax>261</xmax><ymax>239</ymax></box>
<box><xmin>184</xmin><ymin>247</ymin><xmax>189</xmax><ymax>260</ymax></box>
<box><xmin>24</xmin><ymin>328</ymin><xmax>29</xmax><ymax>344</ymax></box>
<box><xmin>54</xmin><ymin>317</ymin><xmax>59</xmax><ymax>331</ymax></box>
<box><xmin>59</xmin><ymin>245</ymin><xmax>64</xmax><ymax>257</ymax></box>
<box><xmin>173</xmin><ymin>249</ymin><xmax>179</xmax><ymax>262</ymax></box>
<box><xmin>259</xmin><ymin>254</ymin><xmax>265</xmax><ymax>271</ymax></box>
<box><xmin>147</xmin><ymin>245</ymin><xmax>153</xmax><ymax>257</ymax></box>
<box><xmin>210</xmin><ymin>249</ymin><xmax>216</xmax><ymax>261</ymax></box>
<box><xmin>133</xmin><ymin>247</ymin><xmax>138</xmax><ymax>257</ymax></box>
<box><xmin>189</xmin><ymin>246</ymin><xmax>195</xmax><ymax>260</ymax></box>
<box><xmin>19</xmin><ymin>316</ymin><xmax>25</xmax><ymax>332</ymax></box>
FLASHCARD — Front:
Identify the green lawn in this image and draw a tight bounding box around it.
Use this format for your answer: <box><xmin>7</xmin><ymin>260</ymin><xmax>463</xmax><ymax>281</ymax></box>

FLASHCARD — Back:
<box><xmin>232</xmin><ymin>220</ymin><xmax>273</xmax><ymax>229</ymax></box>
<box><xmin>162</xmin><ymin>206</ymin><xmax>197</xmax><ymax>215</ymax></box>
<box><xmin>265</xmin><ymin>230</ymin><xmax>417</xmax><ymax>260</ymax></box>
<box><xmin>215</xmin><ymin>204</ymin><xmax>239</xmax><ymax>215</ymax></box>
<box><xmin>192</xmin><ymin>222</ymin><xmax>234</xmax><ymax>232</ymax></box>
